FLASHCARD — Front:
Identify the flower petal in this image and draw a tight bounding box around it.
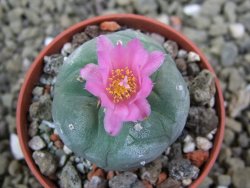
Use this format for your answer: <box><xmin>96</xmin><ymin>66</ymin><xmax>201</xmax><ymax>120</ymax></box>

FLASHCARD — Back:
<box><xmin>130</xmin><ymin>77</ymin><xmax>153</xmax><ymax>103</ymax></box>
<box><xmin>142</xmin><ymin>51</ymin><xmax>165</xmax><ymax>76</ymax></box>
<box><xmin>113</xmin><ymin>103</ymin><xmax>129</xmax><ymax>120</ymax></box>
<box><xmin>126</xmin><ymin>99</ymin><xmax>151</xmax><ymax>121</ymax></box>
<box><xmin>97</xmin><ymin>35</ymin><xmax>114</xmax><ymax>69</ymax></box>
<box><xmin>104</xmin><ymin>109</ymin><xmax>123</xmax><ymax>136</ymax></box>
<box><xmin>127</xmin><ymin>39</ymin><xmax>149</xmax><ymax>71</ymax></box>
<box><xmin>80</xmin><ymin>63</ymin><xmax>98</xmax><ymax>80</ymax></box>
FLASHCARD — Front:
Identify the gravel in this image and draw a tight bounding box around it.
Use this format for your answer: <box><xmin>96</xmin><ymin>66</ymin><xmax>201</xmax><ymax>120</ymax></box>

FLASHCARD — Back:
<box><xmin>1</xmin><ymin>0</ymin><xmax>250</xmax><ymax>187</ymax></box>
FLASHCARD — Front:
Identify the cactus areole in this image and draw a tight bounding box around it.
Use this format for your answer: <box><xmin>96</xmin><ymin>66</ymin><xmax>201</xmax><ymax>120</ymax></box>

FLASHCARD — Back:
<box><xmin>52</xmin><ymin>30</ymin><xmax>190</xmax><ymax>170</ymax></box>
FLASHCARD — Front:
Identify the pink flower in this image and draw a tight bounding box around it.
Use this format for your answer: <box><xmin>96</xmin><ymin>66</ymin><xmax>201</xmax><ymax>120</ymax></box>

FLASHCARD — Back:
<box><xmin>80</xmin><ymin>35</ymin><xmax>165</xmax><ymax>136</ymax></box>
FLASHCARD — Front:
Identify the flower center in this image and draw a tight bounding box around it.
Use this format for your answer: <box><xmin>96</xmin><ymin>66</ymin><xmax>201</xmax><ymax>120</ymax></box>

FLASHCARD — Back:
<box><xmin>106</xmin><ymin>67</ymin><xmax>137</xmax><ymax>103</ymax></box>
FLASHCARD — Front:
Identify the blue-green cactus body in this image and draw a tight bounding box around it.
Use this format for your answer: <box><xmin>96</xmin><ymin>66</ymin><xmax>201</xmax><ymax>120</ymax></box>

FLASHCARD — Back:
<box><xmin>52</xmin><ymin>30</ymin><xmax>190</xmax><ymax>170</ymax></box>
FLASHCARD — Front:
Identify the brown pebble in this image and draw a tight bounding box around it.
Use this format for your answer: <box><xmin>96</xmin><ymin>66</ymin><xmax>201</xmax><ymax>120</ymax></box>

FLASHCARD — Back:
<box><xmin>185</xmin><ymin>150</ymin><xmax>209</xmax><ymax>167</ymax></box>
<box><xmin>88</xmin><ymin>168</ymin><xmax>105</xmax><ymax>180</ymax></box>
<box><xmin>100</xmin><ymin>21</ymin><xmax>121</xmax><ymax>31</ymax></box>
<box><xmin>50</xmin><ymin>134</ymin><xmax>59</xmax><ymax>142</ymax></box>
<box><xmin>107</xmin><ymin>171</ymin><xmax>115</xmax><ymax>180</ymax></box>
<box><xmin>54</xmin><ymin>140</ymin><xmax>64</xmax><ymax>149</ymax></box>
<box><xmin>44</xmin><ymin>85</ymin><xmax>51</xmax><ymax>94</ymax></box>
<box><xmin>175</xmin><ymin>58</ymin><xmax>187</xmax><ymax>73</ymax></box>
<box><xmin>143</xmin><ymin>180</ymin><xmax>153</xmax><ymax>188</ymax></box>
<box><xmin>157</xmin><ymin>172</ymin><xmax>168</xmax><ymax>185</ymax></box>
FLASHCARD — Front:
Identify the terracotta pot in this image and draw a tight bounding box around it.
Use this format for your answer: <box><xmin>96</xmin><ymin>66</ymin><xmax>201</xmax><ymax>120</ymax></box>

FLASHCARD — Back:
<box><xmin>17</xmin><ymin>14</ymin><xmax>225</xmax><ymax>188</ymax></box>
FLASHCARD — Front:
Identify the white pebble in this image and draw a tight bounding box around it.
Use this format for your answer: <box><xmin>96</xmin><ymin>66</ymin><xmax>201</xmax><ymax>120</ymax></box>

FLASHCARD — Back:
<box><xmin>206</xmin><ymin>133</ymin><xmax>214</xmax><ymax>140</ymax></box>
<box><xmin>63</xmin><ymin>145</ymin><xmax>73</xmax><ymax>155</ymax></box>
<box><xmin>187</xmin><ymin>52</ymin><xmax>200</xmax><ymax>62</ymax></box>
<box><xmin>183</xmin><ymin>142</ymin><xmax>196</xmax><ymax>153</ymax></box>
<box><xmin>42</xmin><ymin>120</ymin><xmax>56</xmax><ymax>128</ymax></box>
<box><xmin>61</xmin><ymin>42</ymin><xmax>72</xmax><ymax>56</ymax></box>
<box><xmin>183</xmin><ymin>4</ymin><xmax>201</xmax><ymax>17</ymax></box>
<box><xmin>10</xmin><ymin>134</ymin><xmax>24</xmax><ymax>160</ymax></box>
<box><xmin>44</xmin><ymin>37</ymin><xmax>53</xmax><ymax>46</ymax></box>
<box><xmin>196</xmin><ymin>136</ymin><xmax>213</xmax><ymax>151</ymax></box>
<box><xmin>177</xmin><ymin>49</ymin><xmax>188</xmax><ymax>58</ymax></box>
<box><xmin>184</xmin><ymin>135</ymin><xmax>193</xmax><ymax>143</ymax></box>
<box><xmin>209</xmin><ymin>96</ymin><xmax>215</xmax><ymax>108</ymax></box>
<box><xmin>165</xmin><ymin>147</ymin><xmax>171</xmax><ymax>155</ymax></box>
<box><xmin>182</xmin><ymin>178</ymin><xmax>192</xmax><ymax>186</ymax></box>
<box><xmin>229</xmin><ymin>23</ymin><xmax>245</xmax><ymax>39</ymax></box>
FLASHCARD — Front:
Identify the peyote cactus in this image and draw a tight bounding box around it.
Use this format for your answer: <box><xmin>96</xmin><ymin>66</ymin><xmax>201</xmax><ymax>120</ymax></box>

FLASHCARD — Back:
<box><xmin>52</xmin><ymin>29</ymin><xmax>190</xmax><ymax>170</ymax></box>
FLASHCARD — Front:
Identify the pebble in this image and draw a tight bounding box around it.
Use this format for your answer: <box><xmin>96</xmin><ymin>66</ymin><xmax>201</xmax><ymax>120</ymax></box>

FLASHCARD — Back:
<box><xmin>225</xmin><ymin>157</ymin><xmax>245</xmax><ymax>172</ymax></box>
<box><xmin>44</xmin><ymin>37</ymin><xmax>54</xmax><ymax>46</ymax></box>
<box><xmin>199</xmin><ymin>176</ymin><xmax>213</xmax><ymax>188</ymax></box>
<box><xmin>8</xmin><ymin>160</ymin><xmax>21</xmax><ymax>176</ymax></box>
<box><xmin>232</xmin><ymin>167</ymin><xmax>250</xmax><ymax>188</ymax></box>
<box><xmin>85</xmin><ymin>25</ymin><xmax>100</xmax><ymax>38</ymax></box>
<box><xmin>71</xmin><ymin>32</ymin><xmax>90</xmax><ymax>49</ymax></box>
<box><xmin>189</xmin><ymin>70</ymin><xmax>216</xmax><ymax>105</ymax></box>
<box><xmin>157</xmin><ymin>177</ymin><xmax>181</xmax><ymax>188</ymax></box>
<box><xmin>183</xmin><ymin>27</ymin><xmax>208</xmax><ymax>43</ymax></box>
<box><xmin>183</xmin><ymin>142</ymin><xmax>195</xmax><ymax>153</ymax></box>
<box><xmin>156</xmin><ymin>14</ymin><xmax>170</xmax><ymax>25</ymax></box>
<box><xmin>163</xmin><ymin>40</ymin><xmax>178</xmax><ymax>59</ymax></box>
<box><xmin>168</xmin><ymin>159</ymin><xmax>200</xmax><ymax>181</ymax></box>
<box><xmin>216</xmin><ymin>174</ymin><xmax>231</xmax><ymax>186</ymax></box>
<box><xmin>187</xmin><ymin>63</ymin><xmax>200</xmax><ymax>76</ymax></box>
<box><xmin>140</xmin><ymin>158</ymin><xmax>162</xmax><ymax>184</ymax></box>
<box><xmin>226</xmin><ymin>118</ymin><xmax>242</xmax><ymax>133</ymax></box>
<box><xmin>32</xmin><ymin>86</ymin><xmax>44</xmax><ymax>97</ymax></box>
<box><xmin>59</xmin><ymin>155</ymin><xmax>67</xmax><ymax>167</ymax></box>
<box><xmin>61</xmin><ymin>42</ymin><xmax>73</xmax><ymax>56</ymax></box>
<box><xmin>196</xmin><ymin>137</ymin><xmax>213</xmax><ymax>151</ymax></box>
<box><xmin>0</xmin><ymin>154</ymin><xmax>10</xmax><ymax>175</ymax></box>
<box><xmin>29</xmin><ymin>94</ymin><xmax>52</xmax><ymax>121</ymax></box>
<box><xmin>59</xmin><ymin>162</ymin><xmax>82</xmax><ymax>188</ymax></box>
<box><xmin>209</xmin><ymin>24</ymin><xmax>228</xmax><ymax>36</ymax></box>
<box><xmin>32</xmin><ymin>151</ymin><xmax>57</xmax><ymax>176</ymax></box>
<box><xmin>228</xmin><ymin>69</ymin><xmax>245</xmax><ymax>93</ymax></box>
<box><xmin>182</xmin><ymin>178</ymin><xmax>192</xmax><ymax>186</ymax></box>
<box><xmin>224</xmin><ymin>129</ymin><xmax>235</xmax><ymax>146</ymax></box>
<box><xmin>185</xmin><ymin>150</ymin><xmax>209</xmax><ymax>167</ymax></box>
<box><xmin>28</xmin><ymin>136</ymin><xmax>46</xmax><ymax>151</ymax></box>
<box><xmin>85</xmin><ymin>176</ymin><xmax>107</xmax><ymax>188</ymax></box>
<box><xmin>109</xmin><ymin>172</ymin><xmax>139</xmax><ymax>188</ymax></box>
<box><xmin>43</xmin><ymin>54</ymin><xmax>64</xmax><ymax>75</ymax></box>
<box><xmin>150</xmin><ymin>33</ymin><xmax>165</xmax><ymax>44</ymax></box>
<box><xmin>10</xmin><ymin>133</ymin><xmax>24</xmax><ymax>160</ymax></box>
<box><xmin>221</xmin><ymin>42</ymin><xmax>238</xmax><ymax>66</ymax></box>
<box><xmin>63</xmin><ymin>145</ymin><xmax>73</xmax><ymax>155</ymax></box>
<box><xmin>100</xmin><ymin>21</ymin><xmax>121</xmax><ymax>31</ymax></box>
<box><xmin>175</xmin><ymin>58</ymin><xmax>187</xmax><ymax>73</ymax></box>
<box><xmin>183</xmin><ymin>4</ymin><xmax>201</xmax><ymax>17</ymax></box>
<box><xmin>187</xmin><ymin>52</ymin><xmax>200</xmax><ymax>62</ymax></box>
<box><xmin>187</xmin><ymin>107</ymin><xmax>218</xmax><ymax>136</ymax></box>
<box><xmin>177</xmin><ymin>49</ymin><xmax>188</xmax><ymax>59</ymax></box>
<box><xmin>224</xmin><ymin>1</ymin><xmax>236</xmax><ymax>23</ymax></box>
<box><xmin>229</xmin><ymin>23</ymin><xmax>245</xmax><ymax>39</ymax></box>
<box><xmin>228</xmin><ymin>87</ymin><xmax>250</xmax><ymax>117</ymax></box>
<box><xmin>132</xmin><ymin>0</ymin><xmax>157</xmax><ymax>14</ymax></box>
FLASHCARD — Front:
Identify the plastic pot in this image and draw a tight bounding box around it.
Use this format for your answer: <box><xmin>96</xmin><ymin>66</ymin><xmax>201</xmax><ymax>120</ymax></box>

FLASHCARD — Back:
<box><xmin>17</xmin><ymin>14</ymin><xmax>225</xmax><ymax>188</ymax></box>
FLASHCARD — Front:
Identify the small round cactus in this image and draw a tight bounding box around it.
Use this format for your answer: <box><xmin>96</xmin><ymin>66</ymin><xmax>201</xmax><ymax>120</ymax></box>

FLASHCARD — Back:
<box><xmin>52</xmin><ymin>29</ymin><xmax>190</xmax><ymax>170</ymax></box>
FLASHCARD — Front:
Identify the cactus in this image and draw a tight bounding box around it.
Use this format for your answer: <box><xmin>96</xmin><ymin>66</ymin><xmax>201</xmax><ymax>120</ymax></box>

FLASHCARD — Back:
<box><xmin>52</xmin><ymin>29</ymin><xmax>190</xmax><ymax>170</ymax></box>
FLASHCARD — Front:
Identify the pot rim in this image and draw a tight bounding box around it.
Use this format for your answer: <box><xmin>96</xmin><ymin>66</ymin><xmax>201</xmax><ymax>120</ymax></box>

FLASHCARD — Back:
<box><xmin>16</xmin><ymin>14</ymin><xmax>225</xmax><ymax>188</ymax></box>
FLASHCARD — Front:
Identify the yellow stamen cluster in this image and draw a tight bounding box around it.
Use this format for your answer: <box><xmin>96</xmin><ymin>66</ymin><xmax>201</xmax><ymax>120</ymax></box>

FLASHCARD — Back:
<box><xmin>106</xmin><ymin>67</ymin><xmax>137</xmax><ymax>103</ymax></box>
